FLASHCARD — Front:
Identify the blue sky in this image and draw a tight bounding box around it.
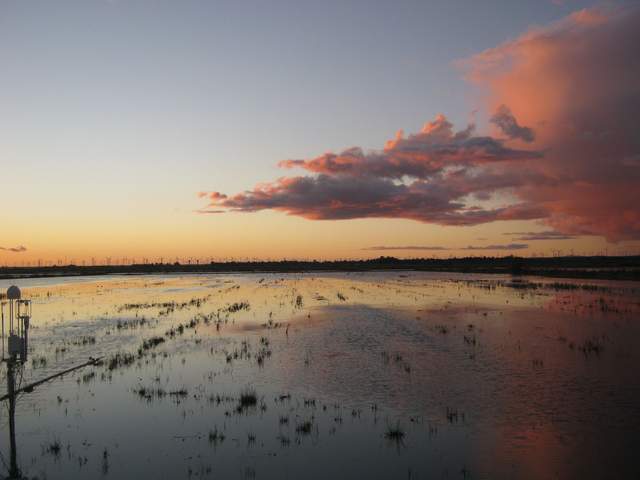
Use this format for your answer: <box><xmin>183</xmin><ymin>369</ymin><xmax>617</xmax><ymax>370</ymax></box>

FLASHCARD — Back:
<box><xmin>3</xmin><ymin>0</ymin><xmax>635</xmax><ymax>263</ymax></box>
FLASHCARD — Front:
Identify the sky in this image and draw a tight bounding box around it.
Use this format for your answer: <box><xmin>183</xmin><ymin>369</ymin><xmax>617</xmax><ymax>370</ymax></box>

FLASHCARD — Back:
<box><xmin>1</xmin><ymin>0</ymin><xmax>639</xmax><ymax>265</ymax></box>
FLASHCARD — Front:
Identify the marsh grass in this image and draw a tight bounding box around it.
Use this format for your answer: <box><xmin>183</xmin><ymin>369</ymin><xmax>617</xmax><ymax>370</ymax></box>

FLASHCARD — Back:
<box><xmin>208</xmin><ymin>427</ymin><xmax>226</xmax><ymax>446</ymax></box>
<box><xmin>45</xmin><ymin>439</ymin><xmax>62</xmax><ymax>458</ymax></box>
<box><xmin>295</xmin><ymin>420</ymin><xmax>313</xmax><ymax>435</ymax></box>
<box><xmin>107</xmin><ymin>352</ymin><xmax>136</xmax><ymax>370</ymax></box>
<box><xmin>32</xmin><ymin>356</ymin><xmax>47</xmax><ymax>369</ymax></box>
<box><xmin>579</xmin><ymin>338</ymin><xmax>605</xmax><ymax>356</ymax></box>
<box><xmin>139</xmin><ymin>336</ymin><xmax>165</xmax><ymax>352</ymax></box>
<box><xmin>226</xmin><ymin>301</ymin><xmax>250</xmax><ymax>313</ymax></box>
<box><xmin>384</xmin><ymin>422</ymin><xmax>405</xmax><ymax>445</ymax></box>
<box><xmin>446</xmin><ymin>407</ymin><xmax>465</xmax><ymax>423</ymax></box>
<box><xmin>236</xmin><ymin>387</ymin><xmax>258</xmax><ymax>413</ymax></box>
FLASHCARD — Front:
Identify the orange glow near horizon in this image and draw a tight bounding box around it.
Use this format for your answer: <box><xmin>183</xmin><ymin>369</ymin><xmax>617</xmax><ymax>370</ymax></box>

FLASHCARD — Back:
<box><xmin>1</xmin><ymin>4</ymin><xmax>639</xmax><ymax>266</ymax></box>
<box><xmin>0</xmin><ymin>211</ymin><xmax>634</xmax><ymax>266</ymax></box>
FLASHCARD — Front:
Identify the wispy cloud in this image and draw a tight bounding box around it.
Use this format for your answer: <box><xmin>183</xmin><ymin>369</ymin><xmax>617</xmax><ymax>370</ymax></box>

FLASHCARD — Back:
<box><xmin>362</xmin><ymin>245</ymin><xmax>449</xmax><ymax>251</ymax></box>
<box><xmin>462</xmin><ymin>243</ymin><xmax>528</xmax><ymax>251</ymax></box>
<box><xmin>363</xmin><ymin>243</ymin><xmax>528</xmax><ymax>251</ymax></box>
<box><xmin>504</xmin><ymin>230</ymin><xmax>577</xmax><ymax>241</ymax></box>
<box><xmin>194</xmin><ymin>209</ymin><xmax>225</xmax><ymax>214</ymax></box>
<box><xmin>0</xmin><ymin>245</ymin><xmax>27</xmax><ymax>253</ymax></box>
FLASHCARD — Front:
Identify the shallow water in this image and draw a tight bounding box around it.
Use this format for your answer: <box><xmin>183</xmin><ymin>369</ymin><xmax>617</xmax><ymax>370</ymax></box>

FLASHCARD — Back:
<box><xmin>0</xmin><ymin>272</ymin><xmax>639</xmax><ymax>479</ymax></box>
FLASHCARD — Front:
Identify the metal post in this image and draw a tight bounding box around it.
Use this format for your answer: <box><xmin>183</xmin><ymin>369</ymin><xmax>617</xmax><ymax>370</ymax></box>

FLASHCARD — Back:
<box><xmin>1</xmin><ymin>302</ymin><xmax>5</xmax><ymax>360</ymax></box>
<box><xmin>7</xmin><ymin>358</ymin><xmax>20</xmax><ymax>479</ymax></box>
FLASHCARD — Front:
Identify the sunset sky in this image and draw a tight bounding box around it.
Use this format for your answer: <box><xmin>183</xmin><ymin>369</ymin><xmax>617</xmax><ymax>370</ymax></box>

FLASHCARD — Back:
<box><xmin>1</xmin><ymin>0</ymin><xmax>639</xmax><ymax>265</ymax></box>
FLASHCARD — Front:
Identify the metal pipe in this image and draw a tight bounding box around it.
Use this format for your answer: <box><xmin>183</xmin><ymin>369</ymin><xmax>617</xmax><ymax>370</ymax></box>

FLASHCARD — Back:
<box><xmin>1</xmin><ymin>302</ymin><xmax>5</xmax><ymax>359</ymax></box>
<box><xmin>0</xmin><ymin>357</ymin><xmax>102</xmax><ymax>402</ymax></box>
<box><xmin>7</xmin><ymin>359</ymin><xmax>19</xmax><ymax>478</ymax></box>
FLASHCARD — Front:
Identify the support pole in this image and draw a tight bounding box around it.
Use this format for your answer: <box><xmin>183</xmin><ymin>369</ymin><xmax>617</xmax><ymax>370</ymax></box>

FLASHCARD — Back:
<box><xmin>1</xmin><ymin>302</ymin><xmax>5</xmax><ymax>360</ymax></box>
<box><xmin>7</xmin><ymin>358</ymin><xmax>20</xmax><ymax>479</ymax></box>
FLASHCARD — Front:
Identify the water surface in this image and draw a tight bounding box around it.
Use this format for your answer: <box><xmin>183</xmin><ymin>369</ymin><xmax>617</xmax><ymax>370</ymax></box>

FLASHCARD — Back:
<box><xmin>1</xmin><ymin>272</ymin><xmax>638</xmax><ymax>479</ymax></box>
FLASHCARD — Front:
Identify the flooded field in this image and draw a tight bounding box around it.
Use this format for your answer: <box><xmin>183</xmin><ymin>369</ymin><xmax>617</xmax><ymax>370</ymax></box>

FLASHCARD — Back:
<box><xmin>1</xmin><ymin>272</ymin><xmax>639</xmax><ymax>479</ymax></box>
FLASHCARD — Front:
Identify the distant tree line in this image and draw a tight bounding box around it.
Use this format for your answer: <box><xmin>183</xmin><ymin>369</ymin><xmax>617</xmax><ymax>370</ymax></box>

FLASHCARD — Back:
<box><xmin>0</xmin><ymin>255</ymin><xmax>639</xmax><ymax>281</ymax></box>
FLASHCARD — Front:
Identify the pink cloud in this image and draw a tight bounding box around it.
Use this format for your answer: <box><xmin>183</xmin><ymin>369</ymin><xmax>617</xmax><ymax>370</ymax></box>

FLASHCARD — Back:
<box><xmin>465</xmin><ymin>4</ymin><xmax>640</xmax><ymax>240</ymax></box>
<box><xmin>278</xmin><ymin>114</ymin><xmax>540</xmax><ymax>180</ymax></box>
<box><xmin>199</xmin><ymin>112</ymin><xmax>546</xmax><ymax>225</ymax></box>
<box><xmin>200</xmin><ymin>5</ymin><xmax>640</xmax><ymax>241</ymax></box>
<box><xmin>201</xmin><ymin>161</ymin><xmax>547</xmax><ymax>226</ymax></box>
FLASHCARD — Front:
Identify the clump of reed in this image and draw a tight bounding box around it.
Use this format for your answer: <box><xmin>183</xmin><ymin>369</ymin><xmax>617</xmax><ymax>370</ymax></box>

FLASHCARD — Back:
<box><xmin>236</xmin><ymin>387</ymin><xmax>258</xmax><ymax>413</ymax></box>
<box><xmin>384</xmin><ymin>422</ymin><xmax>405</xmax><ymax>444</ymax></box>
